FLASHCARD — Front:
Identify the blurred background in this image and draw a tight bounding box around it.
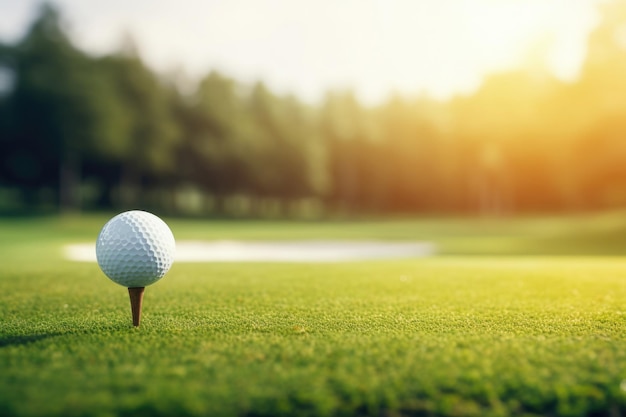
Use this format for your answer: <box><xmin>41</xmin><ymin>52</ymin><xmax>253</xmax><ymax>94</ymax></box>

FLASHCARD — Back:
<box><xmin>0</xmin><ymin>0</ymin><xmax>625</xmax><ymax>218</ymax></box>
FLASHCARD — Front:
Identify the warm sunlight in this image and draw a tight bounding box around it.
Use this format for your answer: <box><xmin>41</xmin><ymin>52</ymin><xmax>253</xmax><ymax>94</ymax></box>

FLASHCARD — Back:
<box><xmin>4</xmin><ymin>0</ymin><xmax>622</xmax><ymax>216</ymax></box>
<box><xmin>0</xmin><ymin>0</ymin><xmax>601</xmax><ymax>103</ymax></box>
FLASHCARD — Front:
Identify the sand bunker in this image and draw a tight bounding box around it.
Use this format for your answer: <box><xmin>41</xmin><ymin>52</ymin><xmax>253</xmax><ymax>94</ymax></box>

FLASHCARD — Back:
<box><xmin>64</xmin><ymin>241</ymin><xmax>435</xmax><ymax>263</ymax></box>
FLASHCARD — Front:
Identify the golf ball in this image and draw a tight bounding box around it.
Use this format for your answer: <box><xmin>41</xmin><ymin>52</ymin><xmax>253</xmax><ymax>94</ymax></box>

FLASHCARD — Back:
<box><xmin>96</xmin><ymin>210</ymin><xmax>175</xmax><ymax>288</ymax></box>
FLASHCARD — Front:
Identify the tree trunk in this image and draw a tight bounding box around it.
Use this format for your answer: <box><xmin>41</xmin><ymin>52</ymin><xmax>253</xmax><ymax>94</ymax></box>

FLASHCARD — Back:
<box><xmin>120</xmin><ymin>164</ymin><xmax>140</xmax><ymax>208</ymax></box>
<box><xmin>59</xmin><ymin>152</ymin><xmax>80</xmax><ymax>214</ymax></box>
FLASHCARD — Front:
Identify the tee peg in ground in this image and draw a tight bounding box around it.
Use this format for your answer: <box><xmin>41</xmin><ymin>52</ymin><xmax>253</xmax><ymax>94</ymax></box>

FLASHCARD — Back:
<box><xmin>128</xmin><ymin>287</ymin><xmax>145</xmax><ymax>327</ymax></box>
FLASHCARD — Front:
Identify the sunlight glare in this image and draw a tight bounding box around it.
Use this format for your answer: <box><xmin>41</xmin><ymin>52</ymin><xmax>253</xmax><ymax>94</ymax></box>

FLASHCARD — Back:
<box><xmin>0</xmin><ymin>0</ymin><xmax>602</xmax><ymax>103</ymax></box>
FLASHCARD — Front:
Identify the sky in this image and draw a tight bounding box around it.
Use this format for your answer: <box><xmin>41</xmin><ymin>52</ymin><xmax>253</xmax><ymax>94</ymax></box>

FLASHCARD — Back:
<box><xmin>0</xmin><ymin>0</ymin><xmax>602</xmax><ymax>104</ymax></box>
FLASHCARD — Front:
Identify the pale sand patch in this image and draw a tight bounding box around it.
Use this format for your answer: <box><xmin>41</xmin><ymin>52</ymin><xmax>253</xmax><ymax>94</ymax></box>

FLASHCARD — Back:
<box><xmin>64</xmin><ymin>241</ymin><xmax>436</xmax><ymax>263</ymax></box>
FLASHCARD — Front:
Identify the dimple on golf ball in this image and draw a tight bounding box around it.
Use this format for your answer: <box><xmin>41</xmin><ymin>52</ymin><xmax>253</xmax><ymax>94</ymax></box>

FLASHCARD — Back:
<box><xmin>96</xmin><ymin>210</ymin><xmax>175</xmax><ymax>288</ymax></box>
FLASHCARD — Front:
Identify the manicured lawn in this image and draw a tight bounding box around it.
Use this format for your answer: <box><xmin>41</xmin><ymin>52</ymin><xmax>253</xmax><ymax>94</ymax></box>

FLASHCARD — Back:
<box><xmin>2</xmin><ymin>213</ymin><xmax>626</xmax><ymax>416</ymax></box>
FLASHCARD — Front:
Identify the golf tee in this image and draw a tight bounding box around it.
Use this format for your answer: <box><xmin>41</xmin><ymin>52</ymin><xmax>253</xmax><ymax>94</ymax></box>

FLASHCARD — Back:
<box><xmin>128</xmin><ymin>287</ymin><xmax>145</xmax><ymax>327</ymax></box>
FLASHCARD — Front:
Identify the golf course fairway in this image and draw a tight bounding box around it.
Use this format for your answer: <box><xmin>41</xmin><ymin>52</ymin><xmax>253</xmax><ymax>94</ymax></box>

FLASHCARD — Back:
<box><xmin>2</xmin><ymin>214</ymin><xmax>626</xmax><ymax>416</ymax></box>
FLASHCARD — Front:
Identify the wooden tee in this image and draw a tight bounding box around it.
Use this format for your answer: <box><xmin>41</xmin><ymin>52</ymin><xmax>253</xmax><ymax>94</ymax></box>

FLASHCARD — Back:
<box><xmin>128</xmin><ymin>287</ymin><xmax>145</xmax><ymax>327</ymax></box>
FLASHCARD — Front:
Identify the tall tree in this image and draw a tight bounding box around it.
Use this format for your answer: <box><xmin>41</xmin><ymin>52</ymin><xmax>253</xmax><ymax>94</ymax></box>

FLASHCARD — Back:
<box><xmin>573</xmin><ymin>0</ymin><xmax>626</xmax><ymax>209</ymax></box>
<box><xmin>100</xmin><ymin>45</ymin><xmax>180</xmax><ymax>208</ymax></box>
<box><xmin>178</xmin><ymin>71</ymin><xmax>250</xmax><ymax>212</ymax></box>
<box><xmin>5</xmin><ymin>3</ymin><xmax>130</xmax><ymax>211</ymax></box>
<box><xmin>246</xmin><ymin>83</ymin><xmax>316</xmax><ymax>205</ymax></box>
<box><xmin>319</xmin><ymin>91</ymin><xmax>370</xmax><ymax>212</ymax></box>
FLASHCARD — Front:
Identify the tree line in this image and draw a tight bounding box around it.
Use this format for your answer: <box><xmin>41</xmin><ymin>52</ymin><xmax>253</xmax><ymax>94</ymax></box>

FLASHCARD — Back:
<box><xmin>1</xmin><ymin>2</ymin><xmax>626</xmax><ymax>217</ymax></box>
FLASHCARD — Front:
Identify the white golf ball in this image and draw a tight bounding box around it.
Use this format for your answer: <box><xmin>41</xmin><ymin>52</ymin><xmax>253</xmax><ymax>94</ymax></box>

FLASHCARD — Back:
<box><xmin>96</xmin><ymin>210</ymin><xmax>175</xmax><ymax>288</ymax></box>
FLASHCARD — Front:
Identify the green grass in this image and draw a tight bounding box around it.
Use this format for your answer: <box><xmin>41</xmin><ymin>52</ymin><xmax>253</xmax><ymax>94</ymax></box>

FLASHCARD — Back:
<box><xmin>2</xmin><ymin>213</ymin><xmax>626</xmax><ymax>416</ymax></box>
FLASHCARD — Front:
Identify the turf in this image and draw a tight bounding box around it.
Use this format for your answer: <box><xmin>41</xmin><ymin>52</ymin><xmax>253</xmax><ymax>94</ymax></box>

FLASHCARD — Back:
<box><xmin>2</xmin><ymin>213</ymin><xmax>626</xmax><ymax>416</ymax></box>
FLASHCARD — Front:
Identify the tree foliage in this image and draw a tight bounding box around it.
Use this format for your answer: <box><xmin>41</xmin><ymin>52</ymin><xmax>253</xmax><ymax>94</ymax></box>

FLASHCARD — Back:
<box><xmin>1</xmin><ymin>1</ymin><xmax>626</xmax><ymax>216</ymax></box>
